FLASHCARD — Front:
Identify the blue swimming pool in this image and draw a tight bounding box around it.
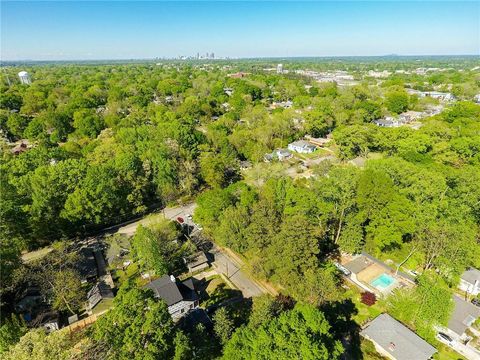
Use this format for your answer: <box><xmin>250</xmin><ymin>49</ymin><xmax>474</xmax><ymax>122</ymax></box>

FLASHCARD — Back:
<box><xmin>370</xmin><ymin>273</ymin><xmax>395</xmax><ymax>289</ymax></box>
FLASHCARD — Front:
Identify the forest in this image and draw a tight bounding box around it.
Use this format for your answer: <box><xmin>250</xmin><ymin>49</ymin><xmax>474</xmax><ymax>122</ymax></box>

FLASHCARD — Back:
<box><xmin>1</xmin><ymin>58</ymin><xmax>480</xmax><ymax>359</ymax></box>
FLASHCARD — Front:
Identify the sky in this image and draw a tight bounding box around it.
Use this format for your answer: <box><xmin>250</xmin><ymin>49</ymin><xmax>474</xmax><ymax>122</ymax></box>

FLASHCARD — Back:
<box><xmin>1</xmin><ymin>1</ymin><xmax>479</xmax><ymax>60</ymax></box>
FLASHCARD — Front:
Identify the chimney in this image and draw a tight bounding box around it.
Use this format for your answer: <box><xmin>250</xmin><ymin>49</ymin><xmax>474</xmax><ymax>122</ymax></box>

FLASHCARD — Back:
<box><xmin>170</xmin><ymin>275</ymin><xmax>176</xmax><ymax>283</ymax></box>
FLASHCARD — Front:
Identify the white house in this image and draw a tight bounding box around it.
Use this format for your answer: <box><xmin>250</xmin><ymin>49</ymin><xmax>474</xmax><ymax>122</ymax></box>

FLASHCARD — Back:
<box><xmin>288</xmin><ymin>140</ymin><xmax>317</xmax><ymax>154</ymax></box>
<box><xmin>144</xmin><ymin>275</ymin><xmax>199</xmax><ymax>320</ymax></box>
<box><xmin>459</xmin><ymin>268</ymin><xmax>480</xmax><ymax>296</ymax></box>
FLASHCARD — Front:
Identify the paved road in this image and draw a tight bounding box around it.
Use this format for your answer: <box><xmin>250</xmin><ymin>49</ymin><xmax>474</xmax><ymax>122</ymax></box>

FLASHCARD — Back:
<box><xmin>210</xmin><ymin>245</ymin><xmax>264</xmax><ymax>298</ymax></box>
<box><xmin>117</xmin><ymin>202</ymin><xmax>266</xmax><ymax>298</ymax></box>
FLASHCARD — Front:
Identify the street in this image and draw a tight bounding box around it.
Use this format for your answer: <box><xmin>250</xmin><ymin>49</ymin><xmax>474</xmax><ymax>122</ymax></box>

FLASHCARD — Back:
<box><xmin>210</xmin><ymin>245</ymin><xmax>264</xmax><ymax>298</ymax></box>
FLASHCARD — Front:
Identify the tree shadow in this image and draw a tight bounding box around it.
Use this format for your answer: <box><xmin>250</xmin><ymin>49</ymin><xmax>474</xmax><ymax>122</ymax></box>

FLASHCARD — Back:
<box><xmin>320</xmin><ymin>299</ymin><xmax>363</xmax><ymax>360</ymax></box>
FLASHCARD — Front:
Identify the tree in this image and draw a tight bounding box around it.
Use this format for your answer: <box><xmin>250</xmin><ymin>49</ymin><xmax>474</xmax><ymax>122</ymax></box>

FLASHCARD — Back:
<box><xmin>387</xmin><ymin>272</ymin><xmax>453</xmax><ymax>341</ymax></box>
<box><xmin>173</xmin><ymin>331</ymin><xmax>192</xmax><ymax>360</ymax></box>
<box><xmin>12</xmin><ymin>242</ymin><xmax>85</xmax><ymax>315</ymax></box>
<box><xmin>360</xmin><ymin>292</ymin><xmax>376</xmax><ymax>306</ymax></box>
<box><xmin>3</xmin><ymin>329</ymin><xmax>75</xmax><ymax>360</ymax></box>
<box><xmin>130</xmin><ymin>219</ymin><xmax>182</xmax><ymax>276</ymax></box>
<box><xmin>223</xmin><ymin>304</ymin><xmax>344</xmax><ymax>360</ymax></box>
<box><xmin>385</xmin><ymin>90</ymin><xmax>409</xmax><ymax>114</ymax></box>
<box><xmin>213</xmin><ymin>307</ymin><xmax>234</xmax><ymax>345</ymax></box>
<box><xmin>0</xmin><ymin>315</ymin><xmax>27</xmax><ymax>354</ymax></box>
<box><xmin>92</xmin><ymin>285</ymin><xmax>177</xmax><ymax>359</ymax></box>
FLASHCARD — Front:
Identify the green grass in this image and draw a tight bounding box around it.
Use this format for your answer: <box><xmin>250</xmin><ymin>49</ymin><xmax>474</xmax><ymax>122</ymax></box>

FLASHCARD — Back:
<box><xmin>201</xmin><ymin>276</ymin><xmax>242</xmax><ymax>308</ymax></box>
<box><xmin>344</xmin><ymin>285</ymin><xmax>386</xmax><ymax>326</ymax></box>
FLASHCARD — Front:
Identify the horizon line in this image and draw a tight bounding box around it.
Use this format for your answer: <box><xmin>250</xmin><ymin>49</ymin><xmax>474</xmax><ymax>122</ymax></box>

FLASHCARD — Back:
<box><xmin>2</xmin><ymin>53</ymin><xmax>479</xmax><ymax>63</ymax></box>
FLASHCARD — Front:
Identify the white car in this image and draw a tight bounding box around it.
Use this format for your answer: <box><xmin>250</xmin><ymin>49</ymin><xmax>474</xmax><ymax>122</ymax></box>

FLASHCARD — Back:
<box><xmin>436</xmin><ymin>332</ymin><xmax>454</xmax><ymax>347</ymax></box>
<box><xmin>334</xmin><ymin>262</ymin><xmax>351</xmax><ymax>276</ymax></box>
<box><xmin>187</xmin><ymin>214</ymin><xmax>193</xmax><ymax>220</ymax></box>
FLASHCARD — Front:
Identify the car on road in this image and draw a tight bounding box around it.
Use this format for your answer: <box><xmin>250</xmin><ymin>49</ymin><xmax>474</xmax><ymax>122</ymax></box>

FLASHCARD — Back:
<box><xmin>472</xmin><ymin>298</ymin><xmax>480</xmax><ymax>307</ymax></box>
<box><xmin>187</xmin><ymin>214</ymin><xmax>193</xmax><ymax>220</ymax></box>
<box><xmin>334</xmin><ymin>262</ymin><xmax>351</xmax><ymax>276</ymax></box>
<box><xmin>177</xmin><ymin>217</ymin><xmax>184</xmax><ymax>224</ymax></box>
<box><xmin>436</xmin><ymin>332</ymin><xmax>454</xmax><ymax>347</ymax></box>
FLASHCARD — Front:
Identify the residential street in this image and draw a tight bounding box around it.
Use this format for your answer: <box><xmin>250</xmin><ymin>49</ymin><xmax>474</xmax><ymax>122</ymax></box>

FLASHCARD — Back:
<box><xmin>116</xmin><ymin>202</ymin><xmax>267</xmax><ymax>298</ymax></box>
<box><xmin>210</xmin><ymin>245</ymin><xmax>265</xmax><ymax>298</ymax></box>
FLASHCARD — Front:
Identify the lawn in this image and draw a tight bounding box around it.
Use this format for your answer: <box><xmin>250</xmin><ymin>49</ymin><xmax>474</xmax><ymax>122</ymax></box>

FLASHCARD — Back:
<box><xmin>344</xmin><ymin>285</ymin><xmax>386</xmax><ymax>326</ymax></box>
<box><xmin>201</xmin><ymin>275</ymin><xmax>242</xmax><ymax>308</ymax></box>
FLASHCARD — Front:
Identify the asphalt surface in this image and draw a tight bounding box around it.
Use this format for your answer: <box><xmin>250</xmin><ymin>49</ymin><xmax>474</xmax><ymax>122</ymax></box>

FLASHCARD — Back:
<box><xmin>210</xmin><ymin>245</ymin><xmax>264</xmax><ymax>298</ymax></box>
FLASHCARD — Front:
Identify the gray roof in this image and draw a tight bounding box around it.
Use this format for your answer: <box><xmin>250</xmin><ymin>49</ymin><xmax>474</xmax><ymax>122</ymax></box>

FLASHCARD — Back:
<box><xmin>144</xmin><ymin>275</ymin><xmax>183</xmax><ymax>306</ymax></box>
<box><xmin>144</xmin><ymin>275</ymin><xmax>198</xmax><ymax>306</ymax></box>
<box><xmin>361</xmin><ymin>314</ymin><xmax>436</xmax><ymax>360</ymax></box>
<box><xmin>185</xmin><ymin>251</ymin><xmax>209</xmax><ymax>268</ymax></box>
<box><xmin>289</xmin><ymin>140</ymin><xmax>316</xmax><ymax>149</ymax></box>
<box><xmin>461</xmin><ymin>268</ymin><xmax>480</xmax><ymax>285</ymax></box>
<box><xmin>344</xmin><ymin>255</ymin><xmax>372</xmax><ymax>274</ymax></box>
<box><xmin>448</xmin><ymin>295</ymin><xmax>480</xmax><ymax>336</ymax></box>
<box><xmin>87</xmin><ymin>281</ymin><xmax>114</xmax><ymax>309</ymax></box>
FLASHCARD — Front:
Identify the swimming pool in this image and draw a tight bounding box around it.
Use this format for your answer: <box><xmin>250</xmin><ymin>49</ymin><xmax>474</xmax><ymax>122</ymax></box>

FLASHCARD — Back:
<box><xmin>370</xmin><ymin>273</ymin><xmax>395</xmax><ymax>289</ymax></box>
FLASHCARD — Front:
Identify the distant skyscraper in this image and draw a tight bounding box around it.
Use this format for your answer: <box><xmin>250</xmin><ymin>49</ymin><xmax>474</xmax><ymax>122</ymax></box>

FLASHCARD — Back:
<box><xmin>18</xmin><ymin>71</ymin><xmax>31</xmax><ymax>85</ymax></box>
<box><xmin>211</xmin><ymin>52</ymin><xmax>215</xmax><ymax>59</ymax></box>
<box><xmin>277</xmin><ymin>64</ymin><xmax>283</xmax><ymax>74</ymax></box>
<box><xmin>196</xmin><ymin>52</ymin><xmax>200</xmax><ymax>60</ymax></box>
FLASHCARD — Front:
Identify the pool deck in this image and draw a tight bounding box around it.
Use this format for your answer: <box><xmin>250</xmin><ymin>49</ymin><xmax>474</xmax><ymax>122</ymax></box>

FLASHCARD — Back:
<box><xmin>341</xmin><ymin>252</ymin><xmax>415</xmax><ymax>296</ymax></box>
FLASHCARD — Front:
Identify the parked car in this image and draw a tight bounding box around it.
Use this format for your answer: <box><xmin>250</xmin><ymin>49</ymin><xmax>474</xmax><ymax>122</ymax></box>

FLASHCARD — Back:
<box><xmin>334</xmin><ymin>262</ymin><xmax>351</xmax><ymax>276</ymax></box>
<box><xmin>177</xmin><ymin>217</ymin><xmax>184</xmax><ymax>224</ymax></box>
<box><xmin>436</xmin><ymin>332</ymin><xmax>454</xmax><ymax>346</ymax></box>
<box><xmin>187</xmin><ymin>214</ymin><xmax>193</xmax><ymax>220</ymax></box>
<box><xmin>472</xmin><ymin>298</ymin><xmax>480</xmax><ymax>307</ymax></box>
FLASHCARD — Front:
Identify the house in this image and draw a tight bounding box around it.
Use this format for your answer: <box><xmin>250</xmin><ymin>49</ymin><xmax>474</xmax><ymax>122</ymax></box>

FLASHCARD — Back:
<box><xmin>239</xmin><ymin>160</ymin><xmax>252</xmax><ymax>170</ymax></box>
<box><xmin>144</xmin><ymin>275</ymin><xmax>199</xmax><ymax>320</ymax></box>
<box><xmin>184</xmin><ymin>251</ymin><xmax>209</xmax><ymax>273</ymax></box>
<box><xmin>474</xmin><ymin>94</ymin><xmax>480</xmax><ymax>104</ymax></box>
<box><xmin>374</xmin><ymin>117</ymin><xmax>402</xmax><ymax>128</ymax></box>
<box><xmin>87</xmin><ymin>281</ymin><xmax>114</xmax><ymax>315</ymax></box>
<box><xmin>361</xmin><ymin>313</ymin><xmax>437</xmax><ymax>360</ymax></box>
<box><xmin>275</xmin><ymin>149</ymin><xmax>292</xmax><ymax>161</ymax></box>
<box><xmin>288</xmin><ymin>140</ymin><xmax>317</xmax><ymax>154</ymax></box>
<box><xmin>440</xmin><ymin>295</ymin><xmax>480</xmax><ymax>342</ymax></box>
<box><xmin>459</xmin><ymin>268</ymin><xmax>480</xmax><ymax>295</ymax></box>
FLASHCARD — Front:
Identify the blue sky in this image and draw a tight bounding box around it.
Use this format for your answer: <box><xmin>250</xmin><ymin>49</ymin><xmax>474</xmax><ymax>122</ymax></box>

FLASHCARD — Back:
<box><xmin>1</xmin><ymin>1</ymin><xmax>479</xmax><ymax>60</ymax></box>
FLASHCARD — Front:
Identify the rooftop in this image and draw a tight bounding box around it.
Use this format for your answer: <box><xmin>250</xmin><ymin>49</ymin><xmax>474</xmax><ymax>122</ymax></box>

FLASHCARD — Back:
<box><xmin>144</xmin><ymin>275</ymin><xmax>198</xmax><ymax>306</ymax></box>
<box><xmin>448</xmin><ymin>295</ymin><xmax>480</xmax><ymax>336</ymax></box>
<box><xmin>461</xmin><ymin>268</ymin><xmax>480</xmax><ymax>285</ymax></box>
<box><xmin>361</xmin><ymin>313</ymin><xmax>436</xmax><ymax>360</ymax></box>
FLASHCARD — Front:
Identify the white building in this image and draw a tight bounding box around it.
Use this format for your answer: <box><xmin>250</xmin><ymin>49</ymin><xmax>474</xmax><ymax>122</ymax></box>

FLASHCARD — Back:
<box><xmin>288</xmin><ymin>140</ymin><xmax>317</xmax><ymax>154</ymax></box>
<box><xmin>18</xmin><ymin>71</ymin><xmax>31</xmax><ymax>85</ymax></box>
<box><xmin>459</xmin><ymin>268</ymin><xmax>480</xmax><ymax>296</ymax></box>
<box><xmin>277</xmin><ymin>64</ymin><xmax>283</xmax><ymax>74</ymax></box>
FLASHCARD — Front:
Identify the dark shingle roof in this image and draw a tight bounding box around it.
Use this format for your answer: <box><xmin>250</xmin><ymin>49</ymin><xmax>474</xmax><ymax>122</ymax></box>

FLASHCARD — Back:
<box><xmin>361</xmin><ymin>313</ymin><xmax>436</xmax><ymax>360</ymax></box>
<box><xmin>144</xmin><ymin>275</ymin><xmax>198</xmax><ymax>306</ymax></box>
<box><xmin>144</xmin><ymin>275</ymin><xmax>184</xmax><ymax>306</ymax></box>
<box><xmin>448</xmin><ymin>295</ymin><xmax>480</xmax><ymax>336</ymax></box>
<box><xmin>87</xmin><ymin>281</ymin><xmax>114</xmax><ymax>309</ymax></box>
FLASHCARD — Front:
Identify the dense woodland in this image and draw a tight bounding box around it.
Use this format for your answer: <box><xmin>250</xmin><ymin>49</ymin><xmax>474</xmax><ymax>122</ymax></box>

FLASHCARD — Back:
<box><xmin>1</xmin><ymin>58</ymin><xmax>480</xmax><ymax>358</ymax></box>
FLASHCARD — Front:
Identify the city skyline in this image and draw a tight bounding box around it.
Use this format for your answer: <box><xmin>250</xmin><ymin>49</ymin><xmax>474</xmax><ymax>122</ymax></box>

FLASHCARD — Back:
<box><xmin>1</xmin><ymin>1</ymin><xmax>479</xmax><ymax>61</ymax></box>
